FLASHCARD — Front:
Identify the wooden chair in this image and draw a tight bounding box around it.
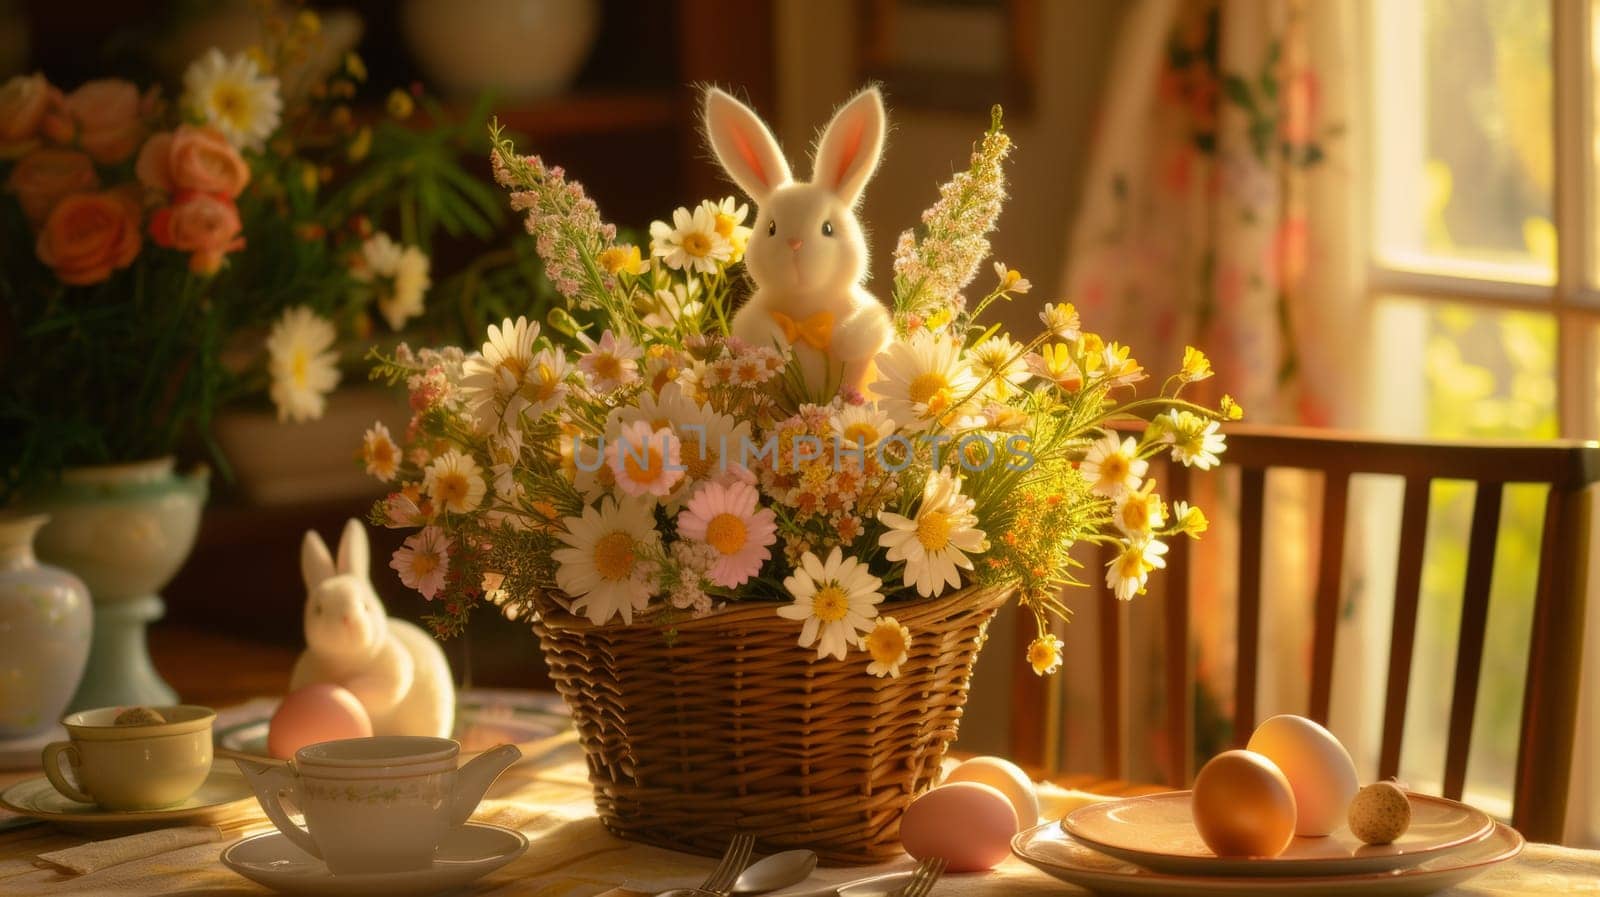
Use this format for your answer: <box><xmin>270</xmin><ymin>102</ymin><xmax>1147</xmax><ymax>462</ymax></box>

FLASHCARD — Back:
<box><xmin>1009</xmin><ymin>424</ymin><xmax>1600</xmax><ymax>843</ymax></box>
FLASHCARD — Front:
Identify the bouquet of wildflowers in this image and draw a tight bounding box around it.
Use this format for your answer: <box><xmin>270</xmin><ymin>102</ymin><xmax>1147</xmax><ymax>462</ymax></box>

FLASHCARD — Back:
<box><xmin>368</xmin><ymin>107</ymin><xmax>1239</xmax><ymax>677</ymax></box>
<box><xmin>0</xmin><ymin>9</ymin><xmax>508</xmax><ymax>501</ymax></box>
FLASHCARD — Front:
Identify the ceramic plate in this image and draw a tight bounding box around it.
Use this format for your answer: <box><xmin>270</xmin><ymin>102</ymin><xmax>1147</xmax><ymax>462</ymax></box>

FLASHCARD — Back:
<box><xmin>222</xmin><ymin>820</ymin><xmax>528</xmax><ymax>896</ymax></box>
<box><xmin>1014</xmin><ymin>820</ymin><xmax>1524</xmax><ymax>897</ymax></box>
<box><xmin>0</xmin><ymin>761</ymin><xmax>256</xmax><ymax>835</ymax></box>
<box><xmin>1061</xmin><ymin>791</ymin><xmax>1494</xmax><ymax>877</ymax></box>
<box><xmin>214</xmin><ymin>689</ymin><xmax>570</xmax><ymax>761</ymax></box>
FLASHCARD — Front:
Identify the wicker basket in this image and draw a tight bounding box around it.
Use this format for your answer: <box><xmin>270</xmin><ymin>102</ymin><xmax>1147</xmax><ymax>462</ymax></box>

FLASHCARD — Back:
<box><xmin>531</xmin><ymin>584</ymin><xmax>1012</xmax><ymax>864</ymax></box>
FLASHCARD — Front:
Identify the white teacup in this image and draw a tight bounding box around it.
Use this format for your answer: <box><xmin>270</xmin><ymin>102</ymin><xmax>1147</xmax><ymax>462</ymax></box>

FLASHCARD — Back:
<box><xmin>237</xmin><ymin>736</ymin><xmax>520</xmax><ymax>875</ymax></box>
<box><xmin>43</xmin><ymin>705</ymin><xmax>215</xmax><ymax>810</ymax></box>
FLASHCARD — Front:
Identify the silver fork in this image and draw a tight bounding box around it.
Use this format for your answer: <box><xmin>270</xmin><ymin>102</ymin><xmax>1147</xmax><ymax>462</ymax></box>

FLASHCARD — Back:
<box><xmin>895</xmin><ymin>857</ymin><xmax>947</xmax><ymax>897</ymax></box>
<box><xmin>654</xmin><ymin>833</ymin><xmax>756</xmax><ymax>897</ymax></box>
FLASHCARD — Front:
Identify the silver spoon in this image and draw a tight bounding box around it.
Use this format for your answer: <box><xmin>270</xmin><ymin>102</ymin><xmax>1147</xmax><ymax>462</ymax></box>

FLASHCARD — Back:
<box><xmin>731</xmin><ymin>849</ymin><xmax>819</xmax><ymax>895</ymax></box>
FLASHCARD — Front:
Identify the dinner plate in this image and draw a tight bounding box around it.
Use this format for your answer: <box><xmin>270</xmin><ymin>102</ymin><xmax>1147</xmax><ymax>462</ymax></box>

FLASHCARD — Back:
<box><xmin>0</xmin><ymin>761</ymin><xmax>256</xmax><ymax>835</ymax></box>
<box><xmin>214</xmin><ymin>688</ymin><xmax>570</xmax><ymax>761</ymax></box>
<box><xmin>1061</xmin><ymin>790</ymin><xmax>1494</xmax><ymax>877</ymax></box>
<box><xmin>221</xmin><ymin>820</ymin><xmax>527</xmax><ymax>896</ymax></box>
<box><xmin>1013</xmin><ymin>819</ymin><xmax>1524</xmax><ymax>896</ymax></box>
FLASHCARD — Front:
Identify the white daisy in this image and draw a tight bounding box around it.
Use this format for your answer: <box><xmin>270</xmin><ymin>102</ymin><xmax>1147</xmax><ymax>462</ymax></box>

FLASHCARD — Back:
<box><xmin>606</xmin><ymin>419</ymin><xmax>684</xmax><ymax>498</ymax></box>
<box><xmin>701</xmin><ymin>196</ymin><xmax>753</xmax><ymax>261</ymax></box>
<box><xmin>361</xmin><ymin>421</ymin><xmax>401</xmax><ymax>482</ymax></box>
<box><xmin>777</xmin><ymin>546</ymin><xmax>885</xmax><ymax>660</ymax></box>
<box><xmin>355</xmin><ymin>233</ymin><xmax>432</xmax><ymax>331</ymax></box>
<box><xmin>461</xmin><ymin>316</ymin><xmax>539</xmax><ymax>427</ymax></box>
<box><xmin>1080</xmin><ymin>433</ymin><xmax>1148</xmax><ymax>498</ymax></box>
<box><xmin>640</xmin><ymin>282</ymin><xmax>705</xmax><ymax>331</ymax></box>
<box><xmin>864</xmin><ymin>616</ymin><xmax>912</xmax><ymax>678</ymax></box>
<box><xmin>267</xmin><ymin>305</ymin><xmax>340</xmax><ymax>423</ymax></box>
<box><xmin>512</xmin><ymin>347</ymin><xmax>572</xmax><ymax>422</ymax></box>
<box><xmin>182</xmin><ymin>48</ymin><xmax>282</xmax><ymax>150</ymax></box>
<box><xmin>1113</xmin><ymin>479</ymin><xmax>1164</xmax><ymax>538</ymax></box>
<box><xmin>1027</xmin><ymin>633</ymin><xmax>1064</xmax><ymax>675</ymax></box>
<box><xmin>649</xmin><ymin>204</ymin><xmax>732</xmax><ymax>274</ymax></box>
<box><xmin>1161</xmin><ymin>410</ymin><xmax>1226</xmax><ymax>470</ymax></box>
<box><xmin>552</xmin><ymin>496</ymin><xmax>660</xmax><ymax>625</ymax></box>
<box><xmin>831</xmin><ymin>403</ymin><xmax>896</xmax><ymax>448</ymax></box>
<box><xmin>1040</xmin><ymin>302</ymin><xmax>1081</xmax><ymax>339</ymax></box>
<box><xmin>424</xmin><ymin>449</ymin><xmax>487</xmax><ymax>515</ymax></box>
<box><xmin>390</xmin><ymin>526</ymin><xmax>450</xmax><ymax>600</ymax></box>
<box><xmin>966</xmin><ymin>335</ymin><xmax>1031</xmax><ymax>401</ymax></box>
<box><xmin>1106</xmin><ymin>536</ymin><xmax>1169</xmax><ymax>601</ymax></box>
<box><xmin>1172</xmin><ymin>500</ymin><xmax>1209</xmax><ymax>536</ymax></box>
<box><xmin>877</xmin><ymin>468</ymin><xmax>987</xmax><ymax>598</ymax></box>
<box><xmin>576</xmin><ymin>329</ymin><xmax>642</xmax><ymax>392</ymax></box>
<box><xmin>870</xmin><ymin>331</ymin><xmax>979</xmax><ymax>432</ymax></box>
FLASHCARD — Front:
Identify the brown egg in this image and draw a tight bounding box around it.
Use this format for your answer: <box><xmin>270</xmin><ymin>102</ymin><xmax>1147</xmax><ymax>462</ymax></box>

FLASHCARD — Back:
<box><xmin>1192</xmin><ymin>750</ymin><xmax>1298</xmax><ymax>858</ymax></box>
<box><xmin>1348</xmin><ymin>782</ymin><xmax>1412</xmax><ymax>845</ymax></box>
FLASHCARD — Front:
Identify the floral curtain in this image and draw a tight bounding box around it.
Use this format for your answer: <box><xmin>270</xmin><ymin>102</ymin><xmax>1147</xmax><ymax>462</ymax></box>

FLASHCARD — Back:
<box><xmin>1055</xmin><ymin>0</ymin><xmax>1382</xmax><ymax>788</ymax></box>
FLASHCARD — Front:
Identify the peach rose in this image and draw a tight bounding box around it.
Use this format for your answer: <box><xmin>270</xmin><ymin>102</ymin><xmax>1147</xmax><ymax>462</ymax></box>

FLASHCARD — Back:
<box><xmin>43</xmin><ymin>79</ymin><xmax>146</xmax><ymax>164</ymax></box>
<box><xmin>6</xmin><ymin>148</ymin><xmax>99</xmax><ymax>225</ymax></box>
<box><xmin>151</xmin><ymin>191</ymin><xmax>245</xmax><ymax>275</ymax></box>
<box><xmin>0</xmin><ymin>73</ymin><xmax>60</xmax><ymax>158</ymax></box>
<box><xmin>35</xmin><ymin>188</ymin><xmax>142</xmax><ymax>286</ymax></box>
<box><xmin>137</xmin><ymin>125</ymin><xmax>249</xmax><ymax>199</ymax></box>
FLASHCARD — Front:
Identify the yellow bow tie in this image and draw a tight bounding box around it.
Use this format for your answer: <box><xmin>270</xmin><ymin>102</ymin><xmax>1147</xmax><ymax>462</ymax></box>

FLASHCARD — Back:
<box><xmin>769</xmin><ymin>310</ymin><xmax>835</xmax><ymax>350</ymax></box>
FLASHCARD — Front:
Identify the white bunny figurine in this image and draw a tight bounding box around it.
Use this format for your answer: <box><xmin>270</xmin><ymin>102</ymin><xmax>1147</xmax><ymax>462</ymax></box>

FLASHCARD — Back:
<box><xmin>705</xmin><ymin>86</ymin><xmax>893</xmax><ymax>397</ymax></box>
<box><xmin>290</xmin><ymin>519</ymin><xmax>455</xmax><ymax>739</ymax></box>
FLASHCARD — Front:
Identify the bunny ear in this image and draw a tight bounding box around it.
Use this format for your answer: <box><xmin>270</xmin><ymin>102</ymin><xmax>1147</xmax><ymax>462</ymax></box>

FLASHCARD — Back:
<box><xmin>336</xmin><ymin>518</ymin><xmax>370</xmax><ymax>580</ymax></box>
<box><xmin>301</xmin><ymin>530</ymin><xmax>336</xmax><ymax>592</ymax></box>
<box><xmin>811</xmin><ymin>87</ymin><xmax>886</xmax><ymax>207</ymax></box>
<box><xmin>704</xmin><ymin>87</ymin><xmax>791</xmax><ymax>201</ymax></box>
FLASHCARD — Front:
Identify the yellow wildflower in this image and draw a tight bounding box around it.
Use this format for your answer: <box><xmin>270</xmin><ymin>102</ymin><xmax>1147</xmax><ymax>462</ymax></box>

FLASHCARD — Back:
<box><xmin>1180</xmin><ymin>346</ymin><xmax>1213</xmax><ymax>383</ymax></box>
<box><xmin>598</xmin><ymin>244</ymin><xmax>648</xmax><ymax>276</ymax></box>
<box><xmin>1027</xmin><ymin>633</ymin><xmax>1063</xmax><ymax>676</ymax></box>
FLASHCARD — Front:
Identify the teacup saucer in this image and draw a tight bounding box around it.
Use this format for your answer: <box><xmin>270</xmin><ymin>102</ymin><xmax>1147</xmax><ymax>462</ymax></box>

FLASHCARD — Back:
<box><xmin>0</xmin><ymin>761</ymin><xmax>256</xmax><ymax>835</ymax></box>
<box><xmin>221</xmin><ymin>821</ymin><xmax>529</xmax><ymax>896</ymax></box>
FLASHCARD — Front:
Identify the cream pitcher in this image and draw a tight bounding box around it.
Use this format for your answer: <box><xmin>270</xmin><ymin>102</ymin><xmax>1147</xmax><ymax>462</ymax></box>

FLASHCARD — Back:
<box><xmin>236</xmin><ymin>736</ymin><xmax>520</xmax><ymax>874</ymax></box>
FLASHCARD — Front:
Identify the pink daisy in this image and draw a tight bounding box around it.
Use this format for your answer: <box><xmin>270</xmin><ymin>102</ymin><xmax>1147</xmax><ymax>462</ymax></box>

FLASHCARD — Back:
<box><xmin>607</xmin><ymin>419</ymin><xmax>684</xmax><ymax>498</ymax></box>
<box><xmin>391</xmin><ymin>526</ymin><xmax>451</xmax><ymax>599</ymax></box>
<box><xmin>676</xmin><ymin>480</ymin><xmax>777</xmax><ymax>588</ymax></box>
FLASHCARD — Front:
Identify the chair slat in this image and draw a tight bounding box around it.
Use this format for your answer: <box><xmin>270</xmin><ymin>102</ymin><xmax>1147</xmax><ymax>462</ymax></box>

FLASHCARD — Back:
<box><xmin>1309</xmin><ymin>472</ymin><xmax>1350</xmax><ymax>725</ymax></box>
<box><xmin>1379</xmin><ymin>477</ymin><xmax>1432</xmax><ymax>780</ymax></box>
<box><xmin>1008</xmin><ymin>605</ymin><xmax>1049</xmax><ymax>770</ymax></box>
<box><xmin>1163</xmin><ymin>463</ymin><xmax>1194</xmax><ymax>786</ymax></box>
<box><xmin>1443</xmin><ymin>482</ymin><xmax>1504</xmax><ymax>801</ymax></box>
<box><xmin>1098</xmin><ymin>555</ymin><xmax>1125</xmax><ymax>780</ymax></box>
<box><xmin>1234</xmin><ymin>467</ymin><xmax>1266</xmax><ymax>745</ymax></box>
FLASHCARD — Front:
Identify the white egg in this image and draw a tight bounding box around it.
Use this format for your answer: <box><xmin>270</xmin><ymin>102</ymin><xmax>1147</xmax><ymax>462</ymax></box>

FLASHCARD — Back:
<box><xmin>946</xmin><ymin>756</ymin><xmax>1040</xmax><ymax>827</ymax></box>
<box><xmin>1246</xmin><ymin>714</ymin><xmax>1358</xmax><ymax>836</ymax></box>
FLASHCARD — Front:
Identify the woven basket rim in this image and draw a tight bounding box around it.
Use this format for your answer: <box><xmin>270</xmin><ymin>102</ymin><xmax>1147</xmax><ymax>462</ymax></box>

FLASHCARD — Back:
<box><xmin>533</xmin><ymin>581</ymin><xmax>1013</xmax><ymax>634</ymax></box>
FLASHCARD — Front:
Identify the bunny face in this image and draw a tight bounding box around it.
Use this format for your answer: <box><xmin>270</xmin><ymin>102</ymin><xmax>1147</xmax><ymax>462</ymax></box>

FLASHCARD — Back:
<box><xmin>705</xmin><ymin>87</ymin><xmax>886</xmax><ymax>302</ymax></box>
<box><xmin>300</xmin><ymin>519</ymin><xmax>389</xmax><ymax>663</ymax></box>
<box><xmin>746</xmin><ymin>182</ymin><xmax>867</xmax><ymax>299</ymax></box>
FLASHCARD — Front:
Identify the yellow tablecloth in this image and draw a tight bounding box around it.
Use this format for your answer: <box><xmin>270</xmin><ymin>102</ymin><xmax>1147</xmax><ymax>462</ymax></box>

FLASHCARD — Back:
<box><xmin>2</xmin><ymin>728</ymin><xmax>1598</xmax><ymax>896</ymax></box>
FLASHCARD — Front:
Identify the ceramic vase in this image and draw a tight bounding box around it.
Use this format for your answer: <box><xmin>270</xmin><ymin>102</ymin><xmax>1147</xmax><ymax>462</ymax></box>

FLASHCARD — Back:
<box><xmin>0</xmin><ymin>513</ymin><xmax>92</xmax><ymax>738</ymax></box>
<box><xmin>401</xmin><ymin>0</ymin><xmax>599</xmax><ymax>100</ymax></box>
<box><xmin>28</xmin><ymin>458</ymin><xmax>209</xmax><ymax>710</ymax></box>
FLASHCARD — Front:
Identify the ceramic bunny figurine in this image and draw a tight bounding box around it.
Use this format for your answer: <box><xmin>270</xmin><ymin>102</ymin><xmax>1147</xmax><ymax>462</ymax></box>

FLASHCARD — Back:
<box><xmin>705</xmin><ymin>86</ymin><xmax>892</xmax><ymax>397</ymax></box>
<box><xmin>290</xmin><ymin>519</ymin><xmax>454</xmax><ymax>738</ymax></box>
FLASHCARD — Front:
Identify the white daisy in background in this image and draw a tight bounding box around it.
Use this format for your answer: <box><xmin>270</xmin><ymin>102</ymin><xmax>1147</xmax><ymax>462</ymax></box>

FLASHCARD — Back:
<box><xmin>390</xmin><ymin>526</ymin><xmax>450</xmax><ymax>599</ymax></box>
<box><xmin>1113</xmin><ymin>479</ymin><xmax>1164</xmax><ymax>538</ymax></box>
<box><xmin>966</xmin><ymin>335</ymin><xmax>1031</xmax><ymax>401</ymax></box>
<box><xmin>552</xmin><ymin>496</ymin><xmax>660</xmax><ymax>625</ymax></box>
<box><xmin>871</xmin><ymin>331</ymin><xmax>979</xmax><ymax>432</ymax></box>
<box><xmin>640</xmin><ymin>282</ymin><xmax>704</xmax><ymax>331</ymax></box>
<box><xmin>701</xmin><ymin>196</ymin><xmax>753</xmax><ymax>261</ymax></box>
<box><xmin>777</xmin><ymin>546</ymin><xmax>884</xmax><ymax>660</ymax></box>
<box><xmin>461</xmin><ymin>316</ymin><xmax>539</xmax><ymax>426</ymax></box>
<box><xmin>267</xmin><ymin>305</ymin><xmax>340</xmax><ymax>423</ymax></box>
<box><xmin>1027</xmin><ymin>633</ymin><xmax>1064</xmax><ymax>675</ymax></box>
<box><xmin>1161</xmin><ymin>410</ymin><xmax>1226</xmax><ymax>470</ymax></box>
<box><xmin>877</xmin><ymin>468</ymin><xmax>986</xmax><ymax>598</ymax></box>
<box><xmin>576</xmin><ymin>329</ymin><xmax>642</xmax><ymax>392</ymax></box>
<box><xmin>424</xmin><ymin>449</ymin><xmax>487</xmax><ymax>515</ymax></box>
<box><xmin>992</xmin><ymin>261</ymin><xmax>1032</xmax><ymax>293</ymax></box>
<box><xmin>863</xmin><ymin>617</ymin><xmax>912</xmax><ymax>678</ymax></box>
<box><xmin>361</xmin><ymin>422</ymin><xmax>401</xmax><ymax>481</ymax></box>
<box><xmin>1106</xmin><ymin>536</ymin><xmax>1169</xmax><ymax>601</ymax></box>
<box><xmin>354</xmin><ymin>233</ymin><xmax>432</xmax><ymax>331</ymax></box>
<box><xmin>675</xmin><ymin>480</ymin><xmax>777</xmax><ymax>588</ymax></box>
<box><xmin>831</xmin><ymin>403</ymin><xmax>896</xmax><ymax>448</ymax></box>
<box><xmin>182</xmin><ymin>48</ymin><xmax>282</xmax><ymax>149</ymax></box>
<box><xmin>1080</xmin><ymin>433</ymin><xmax>1147</xmax><ymax>498</ymax></box>
<box><xmin>607</xmin><ymin>419</ymin><xmax>684</xmax><ymax>498</ymax></box>
<box><xmin>649</xmin><ymin>204</ymin><xmax>732</xmax><ymax>274</ymax></box>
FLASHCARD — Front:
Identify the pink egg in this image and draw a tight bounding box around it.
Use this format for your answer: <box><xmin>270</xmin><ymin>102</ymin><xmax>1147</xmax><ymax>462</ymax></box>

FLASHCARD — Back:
<box><xmin>268</xmin><ymin>684</ymin><xmax>373</xmax><ymax>759</ymax></box>
<box><xmin>899</xmin><ymin>781</ymin><xmax>1018</xmax><ymax>872</ymax></box>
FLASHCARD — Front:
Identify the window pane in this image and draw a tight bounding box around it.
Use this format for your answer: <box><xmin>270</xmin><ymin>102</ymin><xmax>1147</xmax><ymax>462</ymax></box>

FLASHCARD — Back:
<box><xmin>1372</xmin><ymin>0</ymin><xmax>1554</xmax><ymax>285</ymax></box>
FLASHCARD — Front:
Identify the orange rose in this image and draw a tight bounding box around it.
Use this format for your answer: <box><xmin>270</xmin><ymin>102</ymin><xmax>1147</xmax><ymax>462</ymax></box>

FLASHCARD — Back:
<box><xmin>6</xmin><ymin>148</ymin><xmax>99</xmax><ymax>225</ymax></box>
<box><xmin>43</xmin><ymin>79</ymin><xmax>146</xmax><ymax>164</ymax></box>
<box><xmin>35</xmin><ymin>188</ymin><xmax>142</xmax><ymax>286</ymax></box>
<box><xmin>136</xmin><ymin>124</ymin><xmax>249</xmax><ymax>199</ymax></box>
<box><xmin>151</xmin><ymin>191</ymin><xmax>244</xmax><ymax>275</ymax></box>
<box><xmin>0</xmin><ymin>73</ymin><xmax>60</xmax><ymax>158</ymax></box>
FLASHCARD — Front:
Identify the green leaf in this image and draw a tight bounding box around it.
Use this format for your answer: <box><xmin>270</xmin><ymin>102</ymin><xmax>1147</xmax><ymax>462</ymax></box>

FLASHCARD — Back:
<box><xmin>1222</xmin><ymin>73</ymin><xmax>1256</xmax><ymax>112</ymax></box>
